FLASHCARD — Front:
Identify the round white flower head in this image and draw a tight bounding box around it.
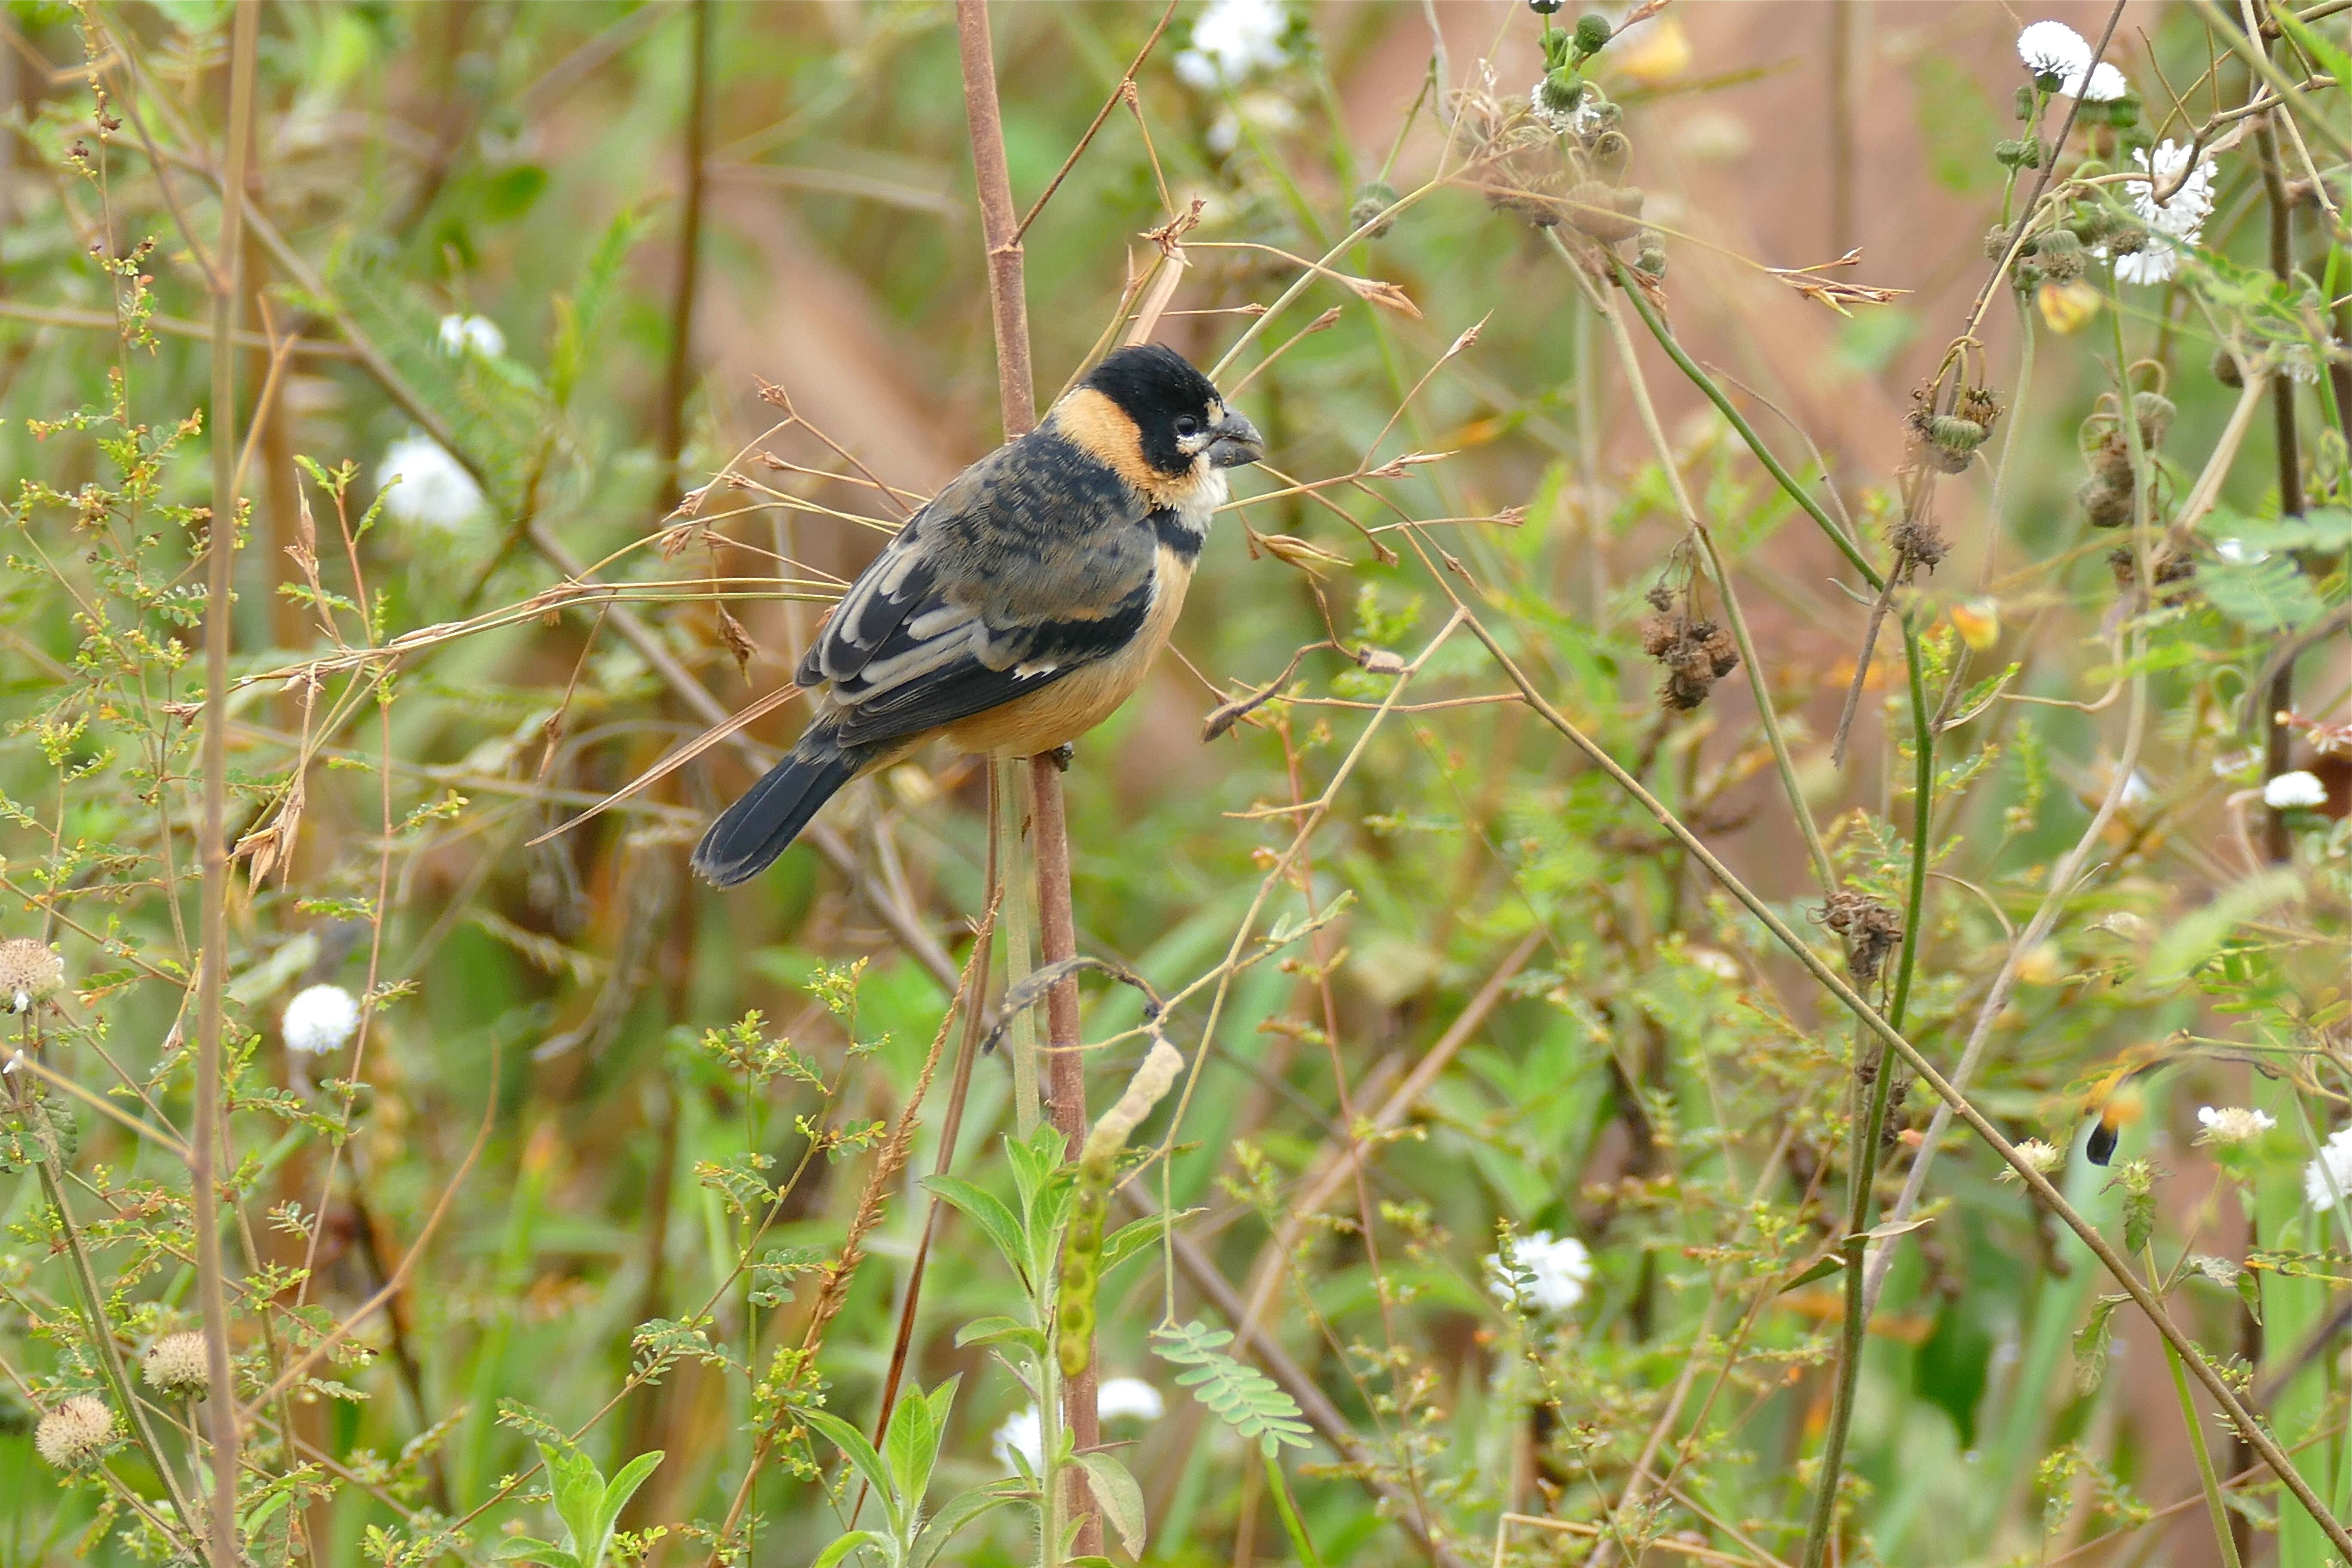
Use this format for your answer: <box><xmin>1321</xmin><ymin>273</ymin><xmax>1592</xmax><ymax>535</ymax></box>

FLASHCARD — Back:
<box><xmin>437</xmin><ymin>313</ymin><xmax>505</xmax><ymax>359</ymax></box>
<box><xmin>142</xmin><ymin>1331</ymin><xmax>211</xmax><ymax>1396</ymax></box>
<box><xmin>992</xmin><ymin>1405</ymin><xmax>1042</xmax><ymax>1471</ymax></box>
<box><xmin>376</xmin><ymin>434</ymin><xmax>487</xmax><ymax>533</ymax></box>
<box><xmin>35</xmin><ymin>1394</ymin><xmax>117</xmax><ymax>1469</ymax></box>
<box><xmin>2016</xmin><ymin>21</ymin><xmax>2092</xmax><ymax>86</ymax></box>
<box><xmin>2280</xmin><ymin>343</ymin><xmax>2322</xmax><ymax>385</ymax></box>
<box><xmin>1997</xmin><ymin>1138</ymin><xmax>2064</xmax><ymax>1180</ymax></box>
<box><xmin>2195</xmin><ymin>1106</ymin><xmax>2277</xmax><ymax>1146</ymax></box>
<box><xmin>2264</xmin><ymin>770</ymin><xmax>2328</xmax><ymax>810</ymax></box>
<box><xmin>1175</xmin><ymin>0</ymin><xmax>1290</xmax><ymax>89</ymax></box>
<box><xmin>2074</xmin><ymin>60</ymin><xmax>2129</xmax><ymax>101</ymax></box>
<box><xmin>282</xmin><ymin>983</ymin><xmax>361</xmax><ymax>1056</ymax></box>
<box><xmin>0</xmin><ymin>937</ymin><xmax>66</xmax><ymax>1014</ymax></box>
<box><xmin>1485</xmin><ymin>1229</ymin><xmax>1593</xmax><ymax>1315</ymax></box>
<box><xmin>2113</xmin><ymin>237</ymin><xmax>2184</xmax><ymax>287</ymax></box>
<box><xmin>1097</xmin><ymin>1377</ymin><xmax>1166</xmax><ymax>1423</ymax></box>
<box><xmin>2129</xmin><ymin>140</ymin><xmax>2218</xmax><ymax>235</ymax></box>
<box><xmin>2305</xmin><ymin>1125</ymin><xmax>2352</xmax><ymax>1211</ymax></box>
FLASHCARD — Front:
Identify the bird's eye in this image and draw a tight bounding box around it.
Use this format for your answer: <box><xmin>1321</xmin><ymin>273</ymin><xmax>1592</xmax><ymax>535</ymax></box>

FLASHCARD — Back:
<box><xmin>1174</xmin><ymin>415</ymin><xmax>1200</xmax><ymax>438</ymax></box>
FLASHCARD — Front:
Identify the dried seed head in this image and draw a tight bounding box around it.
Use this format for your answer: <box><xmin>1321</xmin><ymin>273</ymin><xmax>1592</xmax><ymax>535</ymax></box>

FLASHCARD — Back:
<box><xmin>2153</xmin><ymin>553</ymin><xmax>2196</xmax><ymax>603</ymax></box>
<box><xmin>1349</xmin><ymin>181</ymin><xmax>1400</xmax><ymax>239</ymax></box>
<box><xmin>2106</xmin><ymin>544</ymin><xmax>2138</xmax><ymax>583</ymax></box>
<box><xmin>2037</xmin><ymin>228</ymin><xmax>2086</xmax><ymax>282</ymax></box>
<box><xmin>1958</xmin><ymin>386</ymin><xmax>2003</xmax><ymax>431</ymax></box>
<box><xmin>2079</xmin><ymin>476</ymin><xmax>2134</xmax><ymax>529</ymax></box>
<box><xmin>2107</xmin><ymin>224</ymin><xmax>2149</xmax><ymax>255</ymax></box>
<box><xmin>35</xmin><ymin>1396</ymin><xmax>116</xmax><ymax>1469</ymax></box>
<box><xmin>1566</xmin><ymin>179</ymin><xmax>1643</xmax><ymax>242</ymax></box>
<box><xmin>1644</xmin><ymin>583</ymin><xmax>1674</xmax><ymax>613</ymax></box>
<box><xmin>2088</xmin><ymin>430</ymin><xmax>2138</xmax><ymax>487</ymax></box>
<box><xmin>2131</xmin><ymin>390</ymin><xmax>2176</xmax><ymax>447</ymax></box>
<box><xmin>2211</xmin><ymin>345</ymin><xmax>2245</xmax><ymax>387</ymax></box>
<box><xmin>0</xmin><ymin>938</ymin><xmax>64</xmax><ymax>1015</ymax></box>
<box><xmin>1820</xmin><ymin>891</ymin><xmax>1903</xmax><ymax>985</ymax></box>
<box><xmin>142</xmin><ymin>1332</ymin><xmax>210</xmax><ymax>1397</ymax></box>
<box><xmin>1890</xmin><ymin>514</ymin><xmax>1949</xmax><ymax>571</ymax></box>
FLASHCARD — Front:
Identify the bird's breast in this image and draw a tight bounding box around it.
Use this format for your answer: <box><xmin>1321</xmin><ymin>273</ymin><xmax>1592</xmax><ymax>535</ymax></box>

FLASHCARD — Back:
<box><xmin>942</xmin><ymin>543</ymin><xmax>1194</xmax><ymax>759</ymax></box>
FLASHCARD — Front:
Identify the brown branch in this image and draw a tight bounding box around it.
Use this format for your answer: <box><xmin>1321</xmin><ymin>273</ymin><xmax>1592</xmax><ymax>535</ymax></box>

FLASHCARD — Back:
<box><xmin>1012</xmin><ymin>0</ymin><xmax>1179</xmax><ymax>244</ymax></box>
<box><xmin>655</xmin><ymin>0</ymin><xmax>714</xmax><ymax>501</ymax></box>
<box><xmin>194</xmin><ymin>9</ymin><xmax>258</xmax><ymax>1564</ymax></box>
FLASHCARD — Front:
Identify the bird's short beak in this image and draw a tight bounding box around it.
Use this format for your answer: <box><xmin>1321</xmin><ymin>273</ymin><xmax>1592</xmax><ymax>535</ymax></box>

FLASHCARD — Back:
<box><xmin>1207</xmin><ymin>413</ymin><xmax>1265</xmax><ymax>469</ymax></box>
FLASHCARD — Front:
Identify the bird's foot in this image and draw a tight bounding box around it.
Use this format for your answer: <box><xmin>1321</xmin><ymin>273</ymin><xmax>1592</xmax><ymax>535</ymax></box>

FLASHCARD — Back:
<box><xmin>1042</xmin><ymin>743</ymin><xmax>1075</xmax><ymax>773</ymax></box>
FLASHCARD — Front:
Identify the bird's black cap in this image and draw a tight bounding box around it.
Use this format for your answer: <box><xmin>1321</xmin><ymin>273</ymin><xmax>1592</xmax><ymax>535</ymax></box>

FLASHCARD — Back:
<box><xmin>1084</xmin><ymin>343</ymin><xmax>1224</xmax><ymax>427</ymax></box>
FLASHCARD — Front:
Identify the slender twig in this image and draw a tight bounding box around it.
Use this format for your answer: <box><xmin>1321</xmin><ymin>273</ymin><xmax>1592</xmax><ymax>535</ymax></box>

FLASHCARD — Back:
<box><xmin>2251</xmin><ymin>74</ymin><xmax>2303</xmax><ymax>865</ymax></box>
<box><xmin>654</xmin><ymin>0</ymin><xmax>713</xmax><ymax>502</ymax></box>
<box><xmin>193</xmin><ymin>10</ymin><xmax>257</xmax><ymax>1564</ymax></box>
<box><xmin>1011</xmin><ymin>0</ymin><xmax>1178</xmax><ymax>244</ymax></box>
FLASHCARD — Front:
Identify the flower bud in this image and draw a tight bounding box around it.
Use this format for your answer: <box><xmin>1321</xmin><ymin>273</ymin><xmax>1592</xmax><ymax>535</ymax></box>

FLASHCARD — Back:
<box><xmin>2101</xmin><ymin>92</ymin><xmax>2140</xmax><ymax>128</ymax></box>
<box><xmin>1538</xmin><ymin>66</ymin><xmax>1583</xmax><ymax>115</ymax></box>
<box><xmin>1928</xmin><ymin>414</ymin><xmax>1987</xmax><ymax>456</ymax></box>
<box><xmin>2038</xmin><ymin>227</ymin><xmax>2085</xmax><ymax>282</ymax></box>
<box><xmin>1994</xmin><ymin>138</ymin><xmax>2043</xmax><ymax>171</ymax></box>
<box><xmin>2014</xmin><ymin>84</ymin><xmax>2036</xmax><ymax>120</ymax></box>
<box><xmin>2107</xmin><ymin>224</ymin><xmax>2148</xmax><ymax>255</ymax></box>
<box><xmin>1635</xmin><ymin>230</ymin><xmax>1667</xmax><ymax>280</ymax></box>
<box><xmin>1572</xmin><ymin>12</ymin><xmax>1612</xmax><ymax>56</ymax></box>
<box><xmin>2211</xmin><ymin>346</ymin><xmax>2244</xmax><ymax>387</ymax></box>
<box><xmin>2078</xmin><ymin>476</ymin><xmax>2133</xmax><ymax>528</ymax></box>
<box><xmin>1349</xmin><ymin>181</ymin><xmax>1399</xmax><ymax>239</ymax></box>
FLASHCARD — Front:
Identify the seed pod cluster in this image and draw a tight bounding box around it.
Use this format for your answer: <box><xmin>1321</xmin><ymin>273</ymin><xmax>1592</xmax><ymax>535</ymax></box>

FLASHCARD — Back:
<box><xmin>1904</xmin><ymin>385</ymin><xmax>2003</xmax><ymax>476</ymax></box>
<box><xmin>1821</xmin><ymin>890</ymin><xmax>1903</xmax><ymax>985</ymax></box>
<box><xmin>1640</xmin><ymin>584</ymin><xmax>1739</xmax><ymax>712</ymax></box>
<box><xmin>2078</xmin><ymin>390</ymin><xmax>2174</xmax><ymax>529</ymax></box>
<box><xmin>1056</xmin><ymin>1040</ymin><xmax>1184</xmax><ymax>1379</ymax></box>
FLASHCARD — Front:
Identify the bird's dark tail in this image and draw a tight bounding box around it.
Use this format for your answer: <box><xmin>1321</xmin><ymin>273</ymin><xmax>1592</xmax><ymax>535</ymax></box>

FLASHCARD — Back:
<box><xmin>691</xmin><ymin>730</ymin><xmax>870</xmax><ymax>887</ymax></box>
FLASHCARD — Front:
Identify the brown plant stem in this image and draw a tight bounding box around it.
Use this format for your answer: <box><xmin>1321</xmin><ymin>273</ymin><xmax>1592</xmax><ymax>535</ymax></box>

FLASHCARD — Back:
<box><xmin>654</xmin><ymin>0</ymin><xmax>713</xmax><ymax>501</ymax></box>
<box><xmin>2254</xmin><ymin>107</ymin><xmax>2302</xmax><ymax>865</ymax></box>
<box><xmin>195</xmin><ymin>7</ymin><xmax>258</xmax><ymax>1564</ymax></box>
<box><xmin>954</xmin><ymin>0</ymin><xmax>1097</xmax><ymax>1549</ymax></box>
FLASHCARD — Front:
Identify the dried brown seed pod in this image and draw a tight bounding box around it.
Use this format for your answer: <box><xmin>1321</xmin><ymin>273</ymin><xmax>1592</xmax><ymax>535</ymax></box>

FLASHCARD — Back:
<box><xmin>1820</xmin><ymin>890</ymin><xmax>1903</xmax><ymax>985</ymax></box>
<box><xmin>2079</xmin><ymin>476</ymin><xmax>2133</xmax><ymax>529</ymax></box>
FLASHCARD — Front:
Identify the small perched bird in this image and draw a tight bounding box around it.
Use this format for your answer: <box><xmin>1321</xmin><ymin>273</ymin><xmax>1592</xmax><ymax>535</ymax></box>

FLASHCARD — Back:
<box><xmin>692</xmin><ymin>343</ymin><xmax>1263</xmax><ymax>887</ymax></box>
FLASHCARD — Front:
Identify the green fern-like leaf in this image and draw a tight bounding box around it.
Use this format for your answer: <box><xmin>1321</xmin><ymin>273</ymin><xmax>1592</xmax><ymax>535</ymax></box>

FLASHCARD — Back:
<box><xmin>1149</xmin><ymin>1322</ymin><xmax>1314</xmax><ymax>1455</ymax></box>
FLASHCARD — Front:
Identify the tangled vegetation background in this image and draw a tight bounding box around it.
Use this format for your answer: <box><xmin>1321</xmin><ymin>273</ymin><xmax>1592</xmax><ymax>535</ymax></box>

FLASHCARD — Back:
<box><xmin>2</xmin><ymin>1</ymin><xmax>2348</xmax><ymax>1565</ymax></box>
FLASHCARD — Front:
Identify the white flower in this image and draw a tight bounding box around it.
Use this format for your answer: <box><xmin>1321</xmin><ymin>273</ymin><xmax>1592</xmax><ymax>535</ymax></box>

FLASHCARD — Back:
<box><xmin>2280</xmin><ymin>343</ymin><xmax>2322</xmax><ymax>385</ymax></box>
<box><xmin>2016</xmin><ymin>21</ymin><xmax>2092</xmax><ymax>86</ymax></box>
<box><xmin>1485</xmin><ymin>1229</ymin><xmax>1592</xmax><ymax>1315</ymax></box>
<box><xmin>282</xmin><ymin>984</ymin><xmax>360</xmax><ymax>1056</ymax></box>
<box><xmin>992</xmin><ymin>1405</ymin><xmax>1041</xmax><ymax>1471</ymax></box>
<box><xmin>377</xmin><ymin>435</ymin><xmax>487</xmax><ymax>532</ymax></box>
<box><xmin>2264</xmin><ymin>770</ymin><xmax>2328</xmax><ymax>809</ymax></box>
<box><xmin>2213</xmin><ymin>748</ymin><xmax>2259</xmax><ymax>778</ymax></box>
<box><xmin>1098</xmin><ymin>1378</ymin><xmax>1165</xmax><ymax>1423</ymax></box>
<box><xmin>2213</xmin><ymin>539</ymin><xmax>2266</xmax><ymax>566</ymax></box>
<box><xmin>2306</xmin><ymin>1125</ymin><xmax>2352</xmax><ymax>1210</ymax></box>
<box><xmin>2130</xmin><ymin>140</ymin><xmax>2218</xmax><ymax>235</ymax></box>
<box><xmin>35</xmin><ymin>1396</ymin><xmax>116</xmax><ymax>1468</ymax></box>
<box><xmin>2114</xmin><ymin>239</ymin><xmax>2184</xmax><ymax>287</ymax></box>
<box><xmin>1997</xmin><ymin>1138</ymin><xmax>2064</xmax><ymax>1180</ymax></box>
<box><xmin>2196</xmin><ymin>1106</ymin><xmax>2276</xmax><ymax>1146</ymax></box>
<box><xmin>142</xmin><ymin>1331</ymin><xmax>211</xmax><ymax>1396</ymax></box>
<box><xmin>2074</xmin><ymin>60</ymin><xmax>2129</xmax><ymax>101</ymax></box>
<box><xmin>436</xmin><ymin>313</ymin><xmax>505</xmax><ymax>358</ymax></box>
<box><xmin>1174</xmin><ymin>0</ymin><xmax>1290</xmax><ymax>89</ymax></box>
<box><xmin>2119</xmin><ymin>769</ymin><xmax>2154</xmax><ymax>807</ymax></box>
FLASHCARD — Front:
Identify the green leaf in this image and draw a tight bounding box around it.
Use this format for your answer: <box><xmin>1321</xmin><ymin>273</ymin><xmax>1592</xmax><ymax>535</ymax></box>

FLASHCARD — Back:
<box><xmin>923</xmin><ymin>1176</ymin><xmax>1032</xmax><ymax>1287</ymax></box>
<box><xmin>910</xmin><ymin>1485</ymin><xmax>1028</xmax><ymax>1568</ymax></box>
<box><xmin>2272</xmin><ymin>9</ymin><xmax>2352</xmax><ymax>105</ymax></box>
<box><xmin>2144</xmin><ymin>870</ymin><xmax>2302</xmax><ymax>986</ymax></box>
<box><xmin>1074</xmin><ymin>1451</ymin><xmax>1147</xmax><ymax>1557</ymax></box>
<box><xmin>493</xmin><ymin>1541</ymin><xmax>581</xmax><ymax>1568</ymax></box>
<box><xmin>592</xmin><ymin>1451</ymin><xmax>664</xmax><ymax>1556</ymax></box>
<box><xmin>1150</xmin><ymin>1322</ymin><xmax>1314</xmax><ymax>1454</ymax></box>
<box><xmin>1099</xmin><ymin>1209</ymin><xmax>1201</xmax><ymax>1276</ymax></box>
<box><xmin>884</xmin><ymin>1376</ymin><xmax>957</xmax><ymax>1512</ymax></box>
<box><xmin>953</xmin><ymin>1316</ymin><xmax>1045</xmax><ymax>1354</ymax></box>
<box><xmin>811</xmin><ymin>1530</ymin><xmax>889</xmax><ymax>1568</ymax></box>
<box><xmin>1004</xmin><ymin>1124</ymin><xmax>1068</xmax><ymax>1218</ymax></box>
<box><xmin>1778</xmin><ymin>1254</ymin><xmax>1844</xmax><ymax>1293</ymax></box>
<box><xmin>2199</xmin><ymin>553</ymin><xmax>2324</xmax><ymax>633</ymax></box>
<box><xmin>799</xmin><ymin>1408</ymin><xmax>902</xmax><ymax>1537</ymax></box>
<box><xmin>2072</xmin><ymin>1292</ymin><xmax>2129</xmax><ymax>1392</ymax></box>
<box><xmin>537</xmin><ymin>1443</ymin><xmax>606</xmax><ymax>1560</ymax></box>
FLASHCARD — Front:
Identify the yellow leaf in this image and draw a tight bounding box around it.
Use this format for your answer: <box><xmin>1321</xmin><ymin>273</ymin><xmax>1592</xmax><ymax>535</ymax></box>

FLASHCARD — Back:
<box><xmin>2036</xmin><ymin>279</ymin><xmax>2102</xmax><ymax>335</ymax></box>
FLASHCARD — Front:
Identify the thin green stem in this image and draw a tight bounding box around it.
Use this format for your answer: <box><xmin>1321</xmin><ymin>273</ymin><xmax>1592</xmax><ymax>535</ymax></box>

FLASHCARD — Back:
<box><xmin>2153</xmin><ymin>1244</ymin><xmax>2246</xmax><ymax>1568</ymax></box>
<box><xmin>1262</xmin><ymin>1449</ymin><xmax>1325</xmax><ymax>1568</ymax></box>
